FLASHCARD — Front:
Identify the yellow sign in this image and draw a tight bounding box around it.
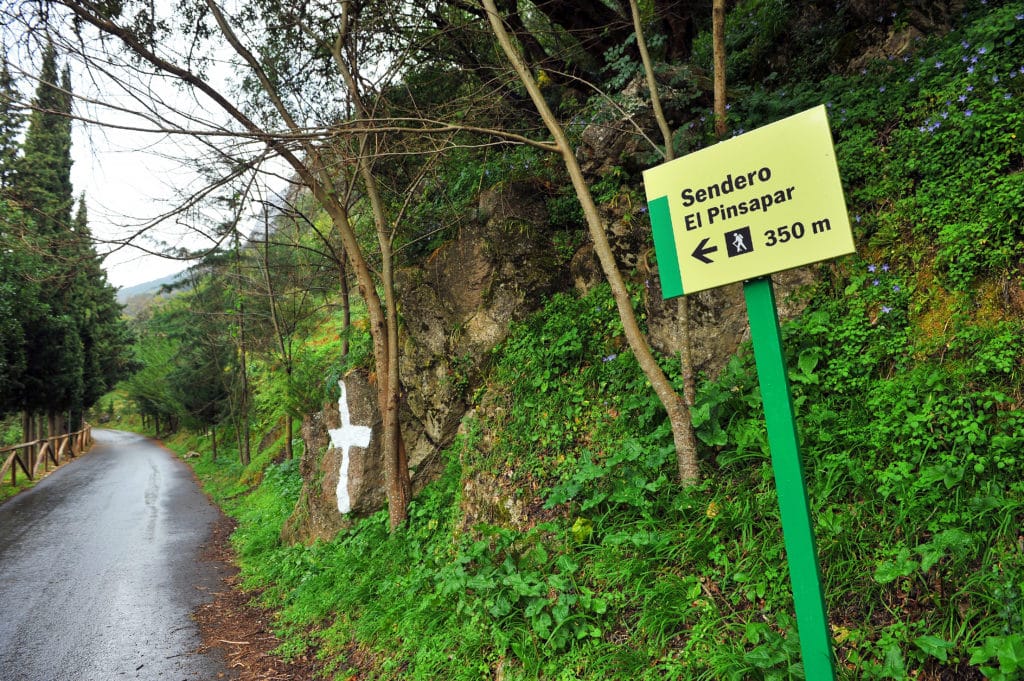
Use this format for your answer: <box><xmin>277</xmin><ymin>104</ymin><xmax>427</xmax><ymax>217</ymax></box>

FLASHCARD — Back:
<box><xmin>643</xmin><ymin>105</ymin><xmax>855</xmax><ymax>297</ymax></box>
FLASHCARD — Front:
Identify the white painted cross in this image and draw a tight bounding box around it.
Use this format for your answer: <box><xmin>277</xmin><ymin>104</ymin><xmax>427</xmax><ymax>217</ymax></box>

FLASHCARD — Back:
<box><xmin>327</xmin><ymin>379</ymin><xmax>372</xmax><ymax>514</ymax></box>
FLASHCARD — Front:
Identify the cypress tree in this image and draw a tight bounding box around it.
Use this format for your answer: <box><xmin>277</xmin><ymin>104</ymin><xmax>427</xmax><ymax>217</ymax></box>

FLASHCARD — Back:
<box><xmin>12</xmin><ymin>42</ymin><xmax>82</xmax><ymax>432</ymax></box>
<box><xmin>0</xmin><ymin>50</ymin><xmax>23</xmax><ymax>192</ymax></box>
<box><xmin>68</xmin><ymin>196</ymin><xmax>134</xmax><ymax>427</ymax></box>
<box><xmin>3</xmin><ymin>41</ymin><xmax>132</xmax><ymax>430</ymax></box>
<box><xmin>17</xmin><ymin>39</ymin><xmax>73</xmax><ymax>238</ymax></box>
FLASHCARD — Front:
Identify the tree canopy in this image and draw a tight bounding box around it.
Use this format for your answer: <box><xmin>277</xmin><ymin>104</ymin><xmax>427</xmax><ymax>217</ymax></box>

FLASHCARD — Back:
<box><xmin>0</xmin><ymin>39</ymin><xmax>133</xmax><ymax>430</ymax></box>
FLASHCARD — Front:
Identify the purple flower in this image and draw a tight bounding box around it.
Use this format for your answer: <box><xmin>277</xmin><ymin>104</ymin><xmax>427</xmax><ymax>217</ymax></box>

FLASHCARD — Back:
<box><xmin>639</xmin><ymin>205</ymin><xmax>648</xmax><ymax>214</ymax></box>
<box><xmin>993</xmin><ymin>75</ymin><xmax>999</xmax><ymax>83</ymax></box>
<box><xmin>978</xmin><ymin>47</ymin><xmax>988</xmax><ymax>55</ymax></box>
<box><xmin>873</xmin><ymin>279</ymin><xmax>881</xmax><ymax>286</ymax></box>
<box><xmin>967</xmin><ymin>66</ymin><xmax>975</xmax><ymax>74</ymax></box>
<box><xmin>935</xmin><ymin>61</ymin><xmax>945</xmax><ymax>69</ymax></box>
<box><xmin>962</xmin><ymin>40</ymin><xmax>970</xmax><ymax>49</ymax></box>
<box><xmin>602</xmin><ymin>354</ymin><xmax>617</xmax><ymax>363</ymax></box>
<box><xmin>941</xmin><ymin>111</ymin><xmax>949</xmax><ymax>119</ymax></box>
<box><xmin>879</xmin><ymin>86</ymin><xmax>886</xmax><ymax>92</ymax></box>
<box><xmin>855</xmin><ymin>215</ymin><xmax>862</xmax><ymax>223</ymax></box>
<box><xmin>965</xmin><ymin>109</ymin><xmax>974</xmax><ymax>117</ymax></box>
<box><xmin>881</xmin><ymin>264</ymin><xmax>890</xmax><ymax>272</ymax></box>
<box><xmin>959</xmin><ymin>94</ymin><xmax>968</xmax><ymax>102</ymax></box>
<box><xmin>881</xmin><ymin>306</ymin><xmax>893</xmax><ymax>314</ymax></box>
<box><xmin>893</xmin><ymin>284</ymin><xmax>901</xmax><ymax>292</ymax></box>
<box><xmin>1006</xmin><ymin>93</ymin><xmax>1013</xmax><ymax>99</ymax></box>
<box><xmin>867</xmin><ymin>264</ymin><xmax>876</xmax><ymax>272</ymax></box>
<box><xmin>1017</xmin><ymin>13</ymin><xmax>1024</xmax><ymax>20</ymax></box>
<box><xmin>908</xmin><ymin>76</ymin><xmax>916</xmax><ymax>82</ymax></box>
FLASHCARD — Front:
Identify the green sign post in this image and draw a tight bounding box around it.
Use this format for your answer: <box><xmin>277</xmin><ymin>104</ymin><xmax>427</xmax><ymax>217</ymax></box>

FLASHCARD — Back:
<box><xmin>643</xmin><ymin>105</ymin><xmax>854</xmax><ymax>680</ymax></box>
<box><xmin>744</xmin><ymin>275</ymin><xmax>835</xmax><ymax>679</ymax></box>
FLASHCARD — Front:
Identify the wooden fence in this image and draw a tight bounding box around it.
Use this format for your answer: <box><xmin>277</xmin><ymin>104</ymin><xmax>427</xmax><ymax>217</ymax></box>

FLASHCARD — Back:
<box><xmin>0</xmin><ymin>425</ymin><xmax>93</xmax><ymax>487</ymax></box>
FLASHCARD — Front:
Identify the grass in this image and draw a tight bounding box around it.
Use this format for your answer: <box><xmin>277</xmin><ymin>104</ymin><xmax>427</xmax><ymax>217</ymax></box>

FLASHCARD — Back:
<box><xmin>0</xmin><ymin>467</ymin><xmax>36</xmax><ymax>503</ymax></box>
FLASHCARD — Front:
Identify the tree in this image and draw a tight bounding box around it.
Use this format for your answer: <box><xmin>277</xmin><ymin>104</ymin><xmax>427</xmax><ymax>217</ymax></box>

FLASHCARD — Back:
<box><xmin>712</xmin><ymin>0</ymin><xmax>727</xmax><ymax>138</ymax></box>
<box><xmin>9</xmin><ymin>39</ymin><xmax>83</xmax><ymax>438</ymax></box>
<box><xmin>0</xmin><ymin>51</ymin><xmax>23</xmax><ymax>190</ymax></box>
<box><xmin>0</xmin><ymin>199</ymin><xmax>40</xmax><ymax>416</ymax></box>
<box><xmin>16</xmin><ymin>39</ymin><xmax>73</xmax><ymax>238</ymax></box>
<box><xmin>480</xmin><ymin>0</ymin><xmax>701</xmax><ymax>483</ymax></box>
<box><xmin>3</xmin><ymin>41</ymin><xmax>133</xmax><ymax>434</ymax></box>
<box><xmin>33</xmin><ymin>0</ymin><xmax>411</xmax><ymax>522</ymax></box>
<box><xmin>246</xmin><ymin>200</ymin><xmax>327</xmax><ymax>460</ymax></box>
<box><xmin>421</xmin><ymin>0</ymin><xmax>702</xmax><ymax>86</ymax></box>
<box><xmin>67</xmin><ymin>196</ymin><xmax>136</xmax><ymax>427</ymax></box>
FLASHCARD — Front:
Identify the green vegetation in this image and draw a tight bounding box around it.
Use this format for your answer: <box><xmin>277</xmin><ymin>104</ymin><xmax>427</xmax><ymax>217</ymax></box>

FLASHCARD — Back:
<box><xmin>87</xmin><ymin>1</ymin><xmax>1024</xmax><ymax>678</ymax></box>
<box><xmin>180</xmin><ymin>270</ymin><xmax>1022</xmax><ymax>679</ymax></box>
<box><xmin>0</xmin><ymin>41</ymin><xmax>132</xmax><ymax>440</ymax></box>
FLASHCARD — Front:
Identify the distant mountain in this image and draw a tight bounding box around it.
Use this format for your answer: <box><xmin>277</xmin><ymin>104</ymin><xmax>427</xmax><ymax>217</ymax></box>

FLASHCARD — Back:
<box><xmin>116</xmin><ymin>272</ymin><xmax>187</xmax><ymax>303</ymax></box>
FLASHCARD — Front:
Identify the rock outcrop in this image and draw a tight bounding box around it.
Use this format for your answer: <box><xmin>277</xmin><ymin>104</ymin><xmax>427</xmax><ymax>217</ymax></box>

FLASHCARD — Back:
<box><xmin>281</xmin><ymin>180</ymin><xmax>572</xmax><ymax>543</ymax></box>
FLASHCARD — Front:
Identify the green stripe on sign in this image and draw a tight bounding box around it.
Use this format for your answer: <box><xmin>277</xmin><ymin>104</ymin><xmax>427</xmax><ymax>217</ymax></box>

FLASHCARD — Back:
<box><xmin>648</xmin><ymin>195</ymin><xmax>684</xmax><ymax>299</ymax></box>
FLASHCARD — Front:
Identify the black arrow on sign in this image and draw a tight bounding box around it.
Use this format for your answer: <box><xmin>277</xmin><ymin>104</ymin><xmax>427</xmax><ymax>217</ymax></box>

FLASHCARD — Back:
<box><xmin>691</xmin><ymin>237</ymin><xmax>718</xmax><ymax>264</ymax></box>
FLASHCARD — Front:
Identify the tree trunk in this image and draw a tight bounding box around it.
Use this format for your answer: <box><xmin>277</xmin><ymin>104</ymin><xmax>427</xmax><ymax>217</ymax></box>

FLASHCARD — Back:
<box><xmin>631</xmin><ymin>0</ymin><xmax>701</xmax><ymax>482</ymax></box>
<box><xmin>483</xmin><ymin>0</ymin><xmax>700</xmax><ymax>484</ymax></box>
<box><xmin>713</xmin><ymin>0</ymin><xmax>728</xmax><ymax>138</ymax></box>
<box><xmin>339</xmin><ymin>259</ymin><xmax>350</xmax><ymax>357</ymax></box>
<box><xmin>235</xmin><ymin>235</ymin><xmax>251</xmax><ymax>468</ymax></box>
<box><xmin>284</xmin><ymin>414</ymin><xmax>293</xmax><ymax>460</ymax></box>
<box><xmin>238</xmin><ymin>350</ymin><xmax>250</xmax><ymax>467</ymax></box>
<box><xmin>333</xmin><ymin>3</ymin><xmax>411</xmax><ymax>528</ymax></box>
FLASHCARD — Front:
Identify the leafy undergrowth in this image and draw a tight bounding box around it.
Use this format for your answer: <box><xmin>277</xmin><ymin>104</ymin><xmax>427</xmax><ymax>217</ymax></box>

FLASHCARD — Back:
<box><xmin>198</xmin><ymin>278</ymin><xmax>1021</xmax><ymax>680</ymax></box>
<box><xmin>178</xmin><ymin>4</ymin><xmax>1024</xmax><ymax>680</ymax></box>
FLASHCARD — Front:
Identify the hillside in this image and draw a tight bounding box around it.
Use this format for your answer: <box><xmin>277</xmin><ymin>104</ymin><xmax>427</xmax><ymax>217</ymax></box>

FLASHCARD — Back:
<box><xmin>115</xmin><ymin>271</ymin><xmax>185</xmax><ymax>303</ymax></box>
<box><xmin>102</xmin><ymin>2</ymin><xmax>1024</xmax><ymax>680</ymax></box>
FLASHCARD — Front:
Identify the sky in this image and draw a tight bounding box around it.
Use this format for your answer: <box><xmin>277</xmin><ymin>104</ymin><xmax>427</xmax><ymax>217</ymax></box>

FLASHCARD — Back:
<box><xmin>7</xmin><ymin>5</ymin><xmax>292</xmax><ymax>291</ymax></box>
<box><xmin>67</xmin><ymin>72</ymin><xmax>292</xmax><ymax>292</ymax></box>
<box><xmin>3</xmin><ymin>27</ymin><xmax>198</xmax><ymax>290</ymax></box>
<box><xmin>70</xmin><ymin>118</ymin><xmax>198</xmax><ymax>290</ymax></box>
<box><xmin>66</xmin><ymin>52</ymin><xmax>233</xmax><ymax>291</ymax></box>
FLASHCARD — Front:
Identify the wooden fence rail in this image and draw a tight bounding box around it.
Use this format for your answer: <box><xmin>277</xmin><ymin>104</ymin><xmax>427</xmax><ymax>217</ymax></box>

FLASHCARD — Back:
<box><xmin>0</xmin><ymin>425</ymin><xmax>93</xmax><ymax>487</ymax></box>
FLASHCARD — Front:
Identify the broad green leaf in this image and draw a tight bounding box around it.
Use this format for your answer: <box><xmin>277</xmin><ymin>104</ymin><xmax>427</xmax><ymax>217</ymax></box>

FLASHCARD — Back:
<box><xmin>914</xmin><ymin>635</ymin><xmax>953</xmax><ymax>662</ymax></box>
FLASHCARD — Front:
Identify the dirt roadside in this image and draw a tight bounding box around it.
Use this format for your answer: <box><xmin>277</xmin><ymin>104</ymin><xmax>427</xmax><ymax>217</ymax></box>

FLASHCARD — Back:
<box><xmin>194</xmin><ymin>513</ymin><xmax>324</xmax><ymax>680</ymax></box>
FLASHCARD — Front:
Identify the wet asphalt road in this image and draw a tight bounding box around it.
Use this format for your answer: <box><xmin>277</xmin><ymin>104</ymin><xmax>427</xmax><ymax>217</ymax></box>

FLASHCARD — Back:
<box><xmin>0</xmin><ymin>430</ymin><xmax>235</xmax><ymax>680</ymax></box>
